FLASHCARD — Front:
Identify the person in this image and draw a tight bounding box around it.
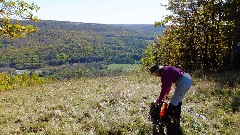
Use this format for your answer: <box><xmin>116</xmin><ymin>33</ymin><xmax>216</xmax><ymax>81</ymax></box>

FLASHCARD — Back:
<box><xmin>149</xmin><ymin>65</ymin><xmax>192</xmax><ymax>122</ymax></box>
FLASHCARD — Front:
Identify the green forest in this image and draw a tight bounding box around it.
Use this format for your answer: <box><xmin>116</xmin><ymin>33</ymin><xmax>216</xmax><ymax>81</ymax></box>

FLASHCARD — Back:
<box><xmin>0</xmin><ymin>20</ymin><xmax>165</xmax><ymax>70</ymax></box>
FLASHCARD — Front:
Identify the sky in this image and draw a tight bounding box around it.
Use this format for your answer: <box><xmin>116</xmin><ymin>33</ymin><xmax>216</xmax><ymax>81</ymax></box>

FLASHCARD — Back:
<box><xmin>24</xmin><ymin>0</ymin><xmax>169</xmax><ymax>24</ymax></box>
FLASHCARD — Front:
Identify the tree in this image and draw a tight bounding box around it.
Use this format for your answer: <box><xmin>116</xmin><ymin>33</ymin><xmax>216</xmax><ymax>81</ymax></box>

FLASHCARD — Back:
<box><xmin>142</xmin><ymin>0</ymin><xmax>238</xmax><ymax>71</ymax></box>
<box><xmin>0</xmin><ymin>0</ymin><xmax>39</xmax><ymax>38</ymax></box>
<box><xmin>226</xmin><ymin>0</ymin><xmax>240</xmax><ymax>71</ymax></box>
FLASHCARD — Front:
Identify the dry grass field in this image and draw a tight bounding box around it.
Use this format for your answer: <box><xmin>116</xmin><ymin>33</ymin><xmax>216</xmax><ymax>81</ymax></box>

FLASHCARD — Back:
<box><xmin>0</xmin><ymin>71</ymin><xmax>239</xmax><ymax>134</ymax></box>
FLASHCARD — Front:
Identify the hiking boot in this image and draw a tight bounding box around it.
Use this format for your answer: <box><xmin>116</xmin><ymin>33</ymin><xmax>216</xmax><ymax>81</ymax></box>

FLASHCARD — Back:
<box><xmin>166</xmin><ymin>103</ymin><xmax>175</xmax><ymax>117</ymax></box>
<box><xmin>174</xmin><ymin>102</ymin><xmax>182</xmax><ymax>119</ymax></box>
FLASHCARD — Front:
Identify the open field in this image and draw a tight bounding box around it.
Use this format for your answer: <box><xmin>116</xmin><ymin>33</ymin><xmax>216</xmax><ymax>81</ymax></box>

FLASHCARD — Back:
<box><xmin>0</xmin><ymin>71</ymin><xmax>239</xmax><ymax>134</ymax></box>
<box><xmin>107</xmin><ymin>64</ymin><xmax>141</xmax><ymax>70</ymax></box>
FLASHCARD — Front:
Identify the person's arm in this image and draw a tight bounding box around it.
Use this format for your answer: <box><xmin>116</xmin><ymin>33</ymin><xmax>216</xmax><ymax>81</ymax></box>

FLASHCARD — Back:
<box><xmin>156</xmin><ymin>78</ymin><xmax>172</xmax><ymax>104</ymax></box>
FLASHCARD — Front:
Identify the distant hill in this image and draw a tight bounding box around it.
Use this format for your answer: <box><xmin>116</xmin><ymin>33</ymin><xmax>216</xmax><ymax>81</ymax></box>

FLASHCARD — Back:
<box><xmin>0</xmin><ymin>20</ymin><xmax>166</xmax><ymax>69</ymax></box>
<box><xmin>114</xmin><ymin>24</ymin><xmax>166</xmax><ymax>35</ymax></box>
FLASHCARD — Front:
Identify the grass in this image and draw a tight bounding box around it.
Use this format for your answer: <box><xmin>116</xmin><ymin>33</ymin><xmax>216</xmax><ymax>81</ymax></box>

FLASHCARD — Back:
<box><xmin>107</xmin><ymin>64</ymin><xmax>141</xmax><ymax>70</ymax></box>
<box><xmin>0</xmin><ymin>70</ymin><xmax>239</xmax><ymax>134</ymax></box>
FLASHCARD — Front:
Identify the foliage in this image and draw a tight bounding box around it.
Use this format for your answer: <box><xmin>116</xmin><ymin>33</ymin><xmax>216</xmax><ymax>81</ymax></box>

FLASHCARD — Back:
<box><xmin>0</xmin><ymin>21</ymin><xmax>165</xmax><ymax>69</ymax></box>
<box><xmin>0</xmin><ymin>0</ymin><xmax>39</xmax><ymax>38</ymax></box>
<box><xmin>142</xmin><ymin>0</ymin><xmax>239</xmax><ymax>71</ymax></box>
<box><xmin>37</xmin><ymin>63</ymin><xmax>136</xmax><ymax>80</ymax></box>
<box><xmin>0</xmin><ymin>72</ymin><xmax>47</xmax><ymax>91</ymax></box>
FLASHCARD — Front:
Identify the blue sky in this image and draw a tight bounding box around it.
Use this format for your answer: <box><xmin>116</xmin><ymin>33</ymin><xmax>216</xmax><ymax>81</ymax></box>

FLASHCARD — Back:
<box><xmin>24</xmin><ymin>0</ymin><xmax>169</xmax><ymax>24</ymax></box>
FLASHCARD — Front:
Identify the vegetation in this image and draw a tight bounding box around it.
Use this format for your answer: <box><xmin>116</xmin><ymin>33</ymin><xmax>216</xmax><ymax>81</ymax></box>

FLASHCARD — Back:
<box><xmin>0</xmin><ymin>0</ymin><xmax>239</xmax><ymax>134</ymax></box>
<box><xmin>0</xmin><ymin>71</ymin><xmax>239</xmax><ymax>134</ymax></box>
<box><xmin>142</xmin><ymin>0</ymin><xmax>240</xmax><ymax>71</ymax></box>
<box><xmin>107</xmin><ymin>64</ymin><xmax>141</xmax><ymax>70</ymax></box>
<box><xmin>37</xmin><ymin>63</ymin><xmax>132</xmax><ymax>80</ymax></box>
<box><xmin>0</xmin><ymin>0</ymin><xmax>39</xmax><ymax>38</ymax></box>
<box><xmin>0</xmin><ymin>21</ymin><xmax>165</xmax><ymax>70</ymax></box>
<box><xmin>0</xmin><ymin>63</ymin><xmax>141</xmax><ymax>81</ymax></box>
<box><xmin>0</xmin><ymin>72</ymin><xmax>49</xmax><ymax>91</ymax></box>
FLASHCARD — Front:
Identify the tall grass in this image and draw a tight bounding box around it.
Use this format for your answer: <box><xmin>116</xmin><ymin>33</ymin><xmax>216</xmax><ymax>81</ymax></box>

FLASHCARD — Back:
<box><xmin>0</xmin><ymin>70</ymin><xmax>239</xmax><ymax>134</ymax></box>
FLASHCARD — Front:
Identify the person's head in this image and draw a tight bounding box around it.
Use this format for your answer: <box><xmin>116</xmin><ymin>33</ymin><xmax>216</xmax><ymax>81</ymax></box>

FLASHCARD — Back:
<box><xmin>149</xmin><ymin>64</ymin><xmax>162</xmax><ymax>77</ymax></box>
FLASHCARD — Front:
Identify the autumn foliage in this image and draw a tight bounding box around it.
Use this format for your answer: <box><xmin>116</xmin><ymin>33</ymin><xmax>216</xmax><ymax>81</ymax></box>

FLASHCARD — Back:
<box><xmin>142</xmin><ymin>0</ymin><xmax>240</xmax><ymax>71</ymax></box>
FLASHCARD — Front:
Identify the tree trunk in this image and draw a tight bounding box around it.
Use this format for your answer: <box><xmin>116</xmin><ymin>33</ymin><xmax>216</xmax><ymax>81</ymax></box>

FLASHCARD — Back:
<box><xmin>229</xmin><ymin>5</ymin><xmax>240</xmax><ymax>71</ymax></box>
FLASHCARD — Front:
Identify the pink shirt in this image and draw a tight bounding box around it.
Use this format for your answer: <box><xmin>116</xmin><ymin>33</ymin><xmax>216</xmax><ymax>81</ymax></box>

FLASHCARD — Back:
<box><xmin>156</xmin><ymin>66</ymin><xmax>184</xmax><ymax>103</ymax></box>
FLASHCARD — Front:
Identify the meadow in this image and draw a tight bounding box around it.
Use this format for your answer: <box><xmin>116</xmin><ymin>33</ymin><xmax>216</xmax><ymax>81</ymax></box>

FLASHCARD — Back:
<box><xmin>107</xmin><ymin>64</ymin><xmax>141</xmax><ymax>70</ymax></box>
<box><xmin>0</xmin><ymin>70</ymin><xmax>239</xmax><ymax>134</ymax></box>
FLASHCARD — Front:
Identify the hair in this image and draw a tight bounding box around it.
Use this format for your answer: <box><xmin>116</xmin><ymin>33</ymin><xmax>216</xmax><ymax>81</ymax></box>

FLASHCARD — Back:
<box><xmin>159</xmin><ymin>67</ymin><xmax>163</xmax><ymax>74</ymax></box>
<box><xmin>149</xmin><ymin>64</ymin><xmax>159</xmax><ymax>74</ymax></box>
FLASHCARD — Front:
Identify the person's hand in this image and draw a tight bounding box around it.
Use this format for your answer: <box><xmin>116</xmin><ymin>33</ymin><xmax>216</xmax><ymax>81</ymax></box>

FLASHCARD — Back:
<box><xmin>154</xmin><ymin>99</ymin><xmax>163</xmax><ymax>107</ymax></box>
<box><xmin>154</xmin><ymin>101</ymin><xmax>159</xmax><ymax>106</ymax></box>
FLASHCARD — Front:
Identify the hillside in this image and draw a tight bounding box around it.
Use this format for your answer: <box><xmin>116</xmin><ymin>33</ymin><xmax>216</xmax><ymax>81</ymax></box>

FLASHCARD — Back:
<box><xmin>0</xmin><ymin>20</ymin><xmax>166</xmax><ymax>70</ymax></box>
<box><xmin>0</xmin><ymin>71</ymin><xmax>239</xmax><ymax>134</ymax></box>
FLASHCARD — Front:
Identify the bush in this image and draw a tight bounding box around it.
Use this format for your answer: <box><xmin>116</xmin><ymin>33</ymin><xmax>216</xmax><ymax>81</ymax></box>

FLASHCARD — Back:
<box><xmin>0</xmin><ymin>73</ymin><xmax>46</xmax><ymax>91</ymax></box>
